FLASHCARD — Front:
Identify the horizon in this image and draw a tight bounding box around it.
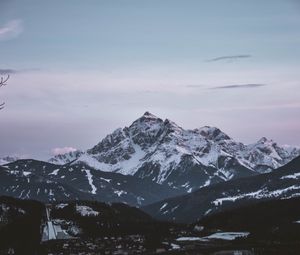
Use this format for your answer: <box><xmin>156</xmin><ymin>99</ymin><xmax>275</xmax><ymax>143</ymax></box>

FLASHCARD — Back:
<box><xmin>1</xmin><ymin>0</ymin><xmax>300</xmax><ymax>159</ymax></box>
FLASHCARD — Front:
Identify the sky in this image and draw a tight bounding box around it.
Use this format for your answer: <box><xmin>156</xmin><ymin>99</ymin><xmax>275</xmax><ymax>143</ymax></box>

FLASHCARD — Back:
<box><xmin>0</xmin><ymin>0</ymin><xmax>300</xmax><ymax>159</ymax></box>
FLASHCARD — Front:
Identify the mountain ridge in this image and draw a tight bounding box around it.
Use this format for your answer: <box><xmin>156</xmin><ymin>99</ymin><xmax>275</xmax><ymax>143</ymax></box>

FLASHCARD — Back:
<box><xmin>48</xmin><ymin>112</ymin><xmax>300</xmax><ymax>192</ymax></box>
<box><xmin>142</xmin><ymin>155</ymin><xmax>300</xmax><ymax>223</ymax></box>
<box><xmin>0</xmin><ymin>159</ymin><xmax>182</xmax><ymax>206</ymax></box>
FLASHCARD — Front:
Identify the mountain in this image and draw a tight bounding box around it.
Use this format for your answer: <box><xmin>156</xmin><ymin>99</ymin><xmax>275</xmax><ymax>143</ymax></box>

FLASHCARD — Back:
<box><xmin>0</xmin><ymin>156</ymin><xmax>19</xmax><ymax>166</ymax></box>
<box><xmin>0</xmin><ymin>159</ymin><xmax>182</xmax><ymax>206</ymax></box>
<box><xmin>49</xmin><ymin>112</ymin><xmax>300</xmax><ymax>192</ymax></box>
<box><xmin>142</xmin><ymin>155</ymin><xmax>300</xmax><ymax>223</ymax></box>
<box><xmin>1</xmin><ymin>112</ymin><xmax>299</xmax><ymax>208</ymax></box>
<box><xmin>0</xmin><ymin>162</ymin><xmax>92</xmax><ymax>202</ymax></box>
<box><xmin>48</xmin><ymin>150</ymin><xmax>83</xmax><ymax>165</ymax></box>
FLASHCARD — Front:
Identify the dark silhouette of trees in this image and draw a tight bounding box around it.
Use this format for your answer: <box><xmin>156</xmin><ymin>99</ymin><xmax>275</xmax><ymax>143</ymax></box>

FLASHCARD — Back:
<box><xmin>0</xmin><ymin>74</ymin><xmax>9</xmax><ymax>110</ymax></box>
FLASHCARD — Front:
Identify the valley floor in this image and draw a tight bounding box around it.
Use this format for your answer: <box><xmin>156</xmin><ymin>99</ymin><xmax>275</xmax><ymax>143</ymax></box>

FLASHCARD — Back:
<box><xmin>38</xmin><ymin>237</ymin><xmax>300</xmax><ymax>255</ymax></box>
<box><xmin>2</xmin><ymin>195</ymin><xmax>300</xmax><ymax>255</ymax></box>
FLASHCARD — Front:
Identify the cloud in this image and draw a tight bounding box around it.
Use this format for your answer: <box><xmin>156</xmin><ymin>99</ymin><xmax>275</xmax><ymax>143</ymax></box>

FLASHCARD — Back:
<box><xmin>185</xmin><ymin>85</ymin><xmax>204</xmax><ymax>88</ymax></box>
<box><xmin>0</xmin><ymin>19</ymin><xmax>23</xmax><ymax>41</ymax></box>
<box><xmin>0</xmin><ymin>68</ymin><xmax>41</xmax><ymax>75</ymax></box>
<box><xmin>51</xmin><ymin>147</ymin><xmax>77</xmax><ymax>156</ymax></box>
<box><xmin>0</xmin><ymin>69</ymin><xmax>18</xmax><ymax>75</ymax></box>
<box><xmin>211</xmin><ymin>84</ymin><xmax>266</xmax><ymax>89</ymax></box>
<box><xmin>206</xmin><ymin>55</ymin><xmax>252</xmax><ymax>62</ymax></box>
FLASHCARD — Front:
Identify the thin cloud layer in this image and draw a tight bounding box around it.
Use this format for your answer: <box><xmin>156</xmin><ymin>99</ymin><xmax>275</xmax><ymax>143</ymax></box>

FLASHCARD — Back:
<box><xmin>0</xmin><ymin>69</ymin><xmax>18</xmax><ymax>74</ymax></box>
<box><xmin>0</xmin><ymin>19</ymin><xmax>23</xmax><ymax>41</ymax></box>
<box><xmin>0</xmin><ymin>68</ymin><xmax>40</xmax><ymax>74</ymax></box>
<box><xmin>211</xmin><ymin>84</ymin><xmax>266</xmax><ymax>89</ymax></box>
<box><xmin>185</xmin><ymin>85</ymin><xmax>204</xmax><ymax>88</ymax></box>
<box><xmin>206</xmin><ymin>55</ymin><xmax>252</xmax><ymax>62</ymax></box>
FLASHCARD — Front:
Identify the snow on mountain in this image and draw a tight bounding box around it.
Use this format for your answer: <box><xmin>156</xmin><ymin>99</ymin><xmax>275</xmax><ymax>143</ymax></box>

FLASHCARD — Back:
<box><xmin>48</xmin><ymin>150</ymin><xmax>83</xmax><ymax>165</ymax></box>
<box><xmin>76</xmin><ymin>205</ymin><xmax>99</xmax><ymax>217</ymax></box>
<box><xmin>241</xmin><ymin>137</ymin><xmax>295</xmax><ymax>172</ymax></box>
<box><xmin>49</xmin><ymin>112</ymin><xmax>299</xmax><ymax>192</ymax></box>
<box><xmin>0</xmin><ymin>159</ymin><xmax>181</xmax><ymax>206</ymax></box>
<box><xmin>142</xmin><ymin>155</ymin><xmax>300</xmax><ymax>223</ymax></box>
<box><xmin>0</xmin><ymin>156</ymin><xmax>19</xmax><ymax>166</ymax></box>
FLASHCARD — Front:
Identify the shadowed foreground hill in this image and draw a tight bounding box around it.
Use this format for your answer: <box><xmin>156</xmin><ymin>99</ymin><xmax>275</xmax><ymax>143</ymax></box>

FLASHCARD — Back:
<box><xmin>0</xmin><ymin>196</ymin><xmax>44</xmax><ymax>254</ymax></box>
<box><xmin>49</xmin><ymin>200</ymin><xmax>173</xmax><ymax>238</ymax></box>
<box><xmin>142</xmin><ymin>156</ymin><xmax>300</xmax><ymax>223</ymax></box>
<box><xmin>0</xmin><ymin>197</ymin><xmax>178</xmax><ymax>255</ymax></box>
<box><xmin>197</xmin><ymin>197</ymin><xmax>300</xmax><ymax>242</ymax></box>
<box><xmin>0</xmin><ymin>160</ymin><xmax>183</xmax><ymax>206</ymax></box>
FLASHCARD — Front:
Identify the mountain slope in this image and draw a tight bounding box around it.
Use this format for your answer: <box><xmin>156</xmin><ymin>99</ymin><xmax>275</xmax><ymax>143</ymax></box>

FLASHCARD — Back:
<box><xmin>196</xmin><ymin>197</ymin><xmax>300</xmax><ymax>242</ymax></box>
<box><xmin>45</xmin><ymin>112</ymin><xmax>300</xmax><ymax>192</ymax></box>
<box><xmin>48</xmin><ymin>150</ymin><xmax>83</xmax><ymax>165</ymax></box>
<box><xmin>0</xmin><ymin>156</ymin><xmax>19</xmax><ymax>166</ymax></box>
<box><xmin>0</xmin><ymin>159</ymin><xmax>182</xmax><ymax>206</ymax></box>
<box><xmin>2</xmin><ymin>112</ymin><xmax>299</xmax><ymax>208</ymax></box>
<box><xmin>142</xmin><ymin>155</ymin><xmax>300</xmax><ymax>223</ymax></box>
<box><xmin>49</xmin><ymin>112</ymin><xmax>300</xmax><ymax>193</ymax></box>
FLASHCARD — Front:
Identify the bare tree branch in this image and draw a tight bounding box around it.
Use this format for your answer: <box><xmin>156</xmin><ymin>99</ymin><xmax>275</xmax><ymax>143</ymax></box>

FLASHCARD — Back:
<box><xmin>0</xmin><ymin>74</ymin><xmax>9</xmax><ymax>110</ymax></box>
<box><xmin>0</xmin><ymin>74</ymin><xmax>9</xmax><ymax>87</ymax></box>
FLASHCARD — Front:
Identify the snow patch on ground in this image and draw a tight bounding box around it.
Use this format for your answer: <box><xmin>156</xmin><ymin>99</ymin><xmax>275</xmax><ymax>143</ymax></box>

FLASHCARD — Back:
<box><xmin>114</xmin><ymin>190</ymin><xmax>127</xmax><ymax>197</ymax></box>
<box><xmin>84</xmin><ymin>169</ymin><xmax>97</xmax><ymax>194</ymax></box>
<box><xmin>187</xmin><ymin>187</ymin><xmax>193</xmax><ymax>193</ymax></box>
<box><xmin>49</xmin><ymin>169</ymin><xmax>60</xmax><ymax>175</ymax></box>
<box><xmin>212</xmin><ymin>185</ymin><xmax>300</xmax><ymax>206</ymax></box>
<box><xmin>204</xmin><ymin>209</ymin><xmax>212</xmax><ymax>215</ymax></box>
<box><xmin>176</xmin><ymin>232</ymin><xmax>249</xmax><ymax>242</ymax></box>
<box><xmin>22</xmin><ymin>171</ymin><xmax>31</xmax><ymax>176</ymax></box>
<box><xmin>281</xmin><ymin>172</ymin><xmax>300</xmax><ymax>180</ymax></box>
<box><xmin>76</xmin><ymin>205</ymin><xmax>99</xmax><ymax>217</ymax></box>
<box><xmin>55</xmin><ymin>203</ymin><xmax>68</xmax><ymax>209</ymax></box>
<box><xmin>204</xmin><ymin>232</ymin><xmax>250</xmax><ymax>240</ymax></box>
<box><xmin>170</xmin><ymin>243</ymin><xmax>180</xmax><ymax>250</ymax></box>
<box><xmin>160</xmin><ymin>203</ymin><xmax>168</xmax><ymax>211</ymax></box>
<box><xmin>176</xmin><ymin>237</ymin><xmax>203</xmax><ymax>242</ymax></box>
<box><xmin>100</xmin><ymin>177</ymin><xmax>111</xmax><ymax>183</ymax></box>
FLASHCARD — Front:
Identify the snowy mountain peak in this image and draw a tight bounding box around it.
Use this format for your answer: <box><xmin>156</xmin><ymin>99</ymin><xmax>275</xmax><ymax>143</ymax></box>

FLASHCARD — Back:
<box><xmin>48</xmin><ymin>150</ymin><xmax>83</xmax><ymax>165</ymax></box>
<box><xmin>196</xmin><ymin>126</ymin><xmax>231</xmax><ymax>142</ymax></box>
<box><xmin>127</xmin><ymin>113</ymin><xmax>164</xmax><ymax>149</ymax></box>
<box><xmin>163</xmin><ymin>119</ymin><xmax>183</xmax><ymax>133</ymax></box>
<box><xmin>251</xmin><ymin>137</ymin><xmax>280</xmax><ymax>156</ymax></box>
<box><xmin>130</xmin><ymin>112</ymin><xmax>163</xmax><ymax>125</ymax></box>
<box><xmin>257</xmin><ymin>137</ymin><xmax>273</xmax><ymax>144</ymax></box>
<box><xmin>46</xmin><ymin>112</ymin><xmax>300</xmax><ymax>191</ymax></box>
<box><xmin>142</xmin><ymin>111</ymin><xmax>159</xmax><ymax>119</ymax></box>
<box><xmin>129</xmin><ymin>112</ymin><xmax>163</xmax><ymax>133</ymax></box>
